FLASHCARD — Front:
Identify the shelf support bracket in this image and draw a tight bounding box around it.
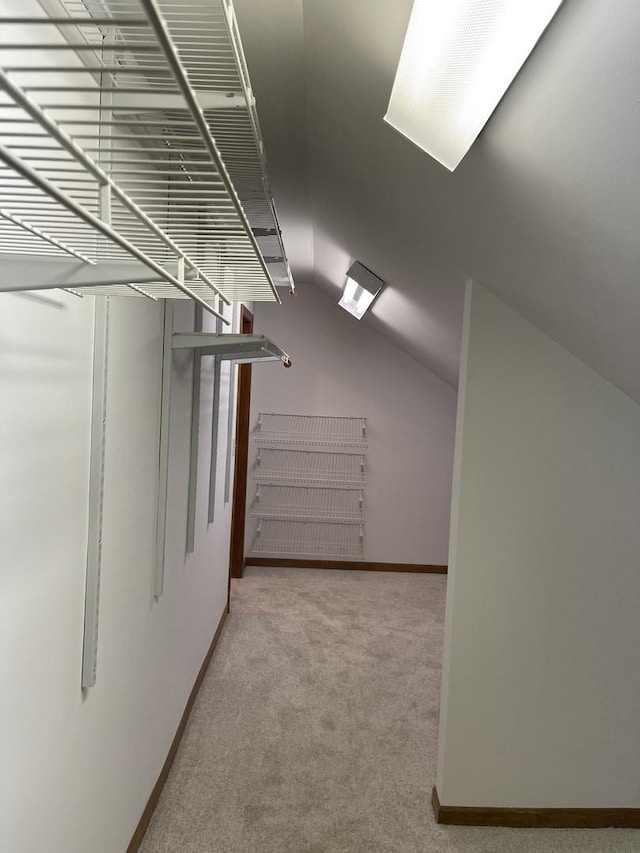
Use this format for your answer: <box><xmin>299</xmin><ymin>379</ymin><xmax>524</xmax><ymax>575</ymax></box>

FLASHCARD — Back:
<box><xmin>223</xmin><ymin>304</ymin><xmax>240</xmax><ymax>504</ymax></box>
<box><xmin>208</xmin><ymin>355</ymin><xmax>222</xmax><ymax>524</ymax></box>
<box><xmin>81</xmin><ymin>296</ymin><xmax>110</xmax><ymax>688</ymax></box>
<box><xmin>185</xmin><ymin>305</ymin><xmax>203</xmax><ymax>555</ymax></box>
<box><xmin>153</xmin><ymin>300</ymin><xmax>174</xmax><ymax>597</ymax></box>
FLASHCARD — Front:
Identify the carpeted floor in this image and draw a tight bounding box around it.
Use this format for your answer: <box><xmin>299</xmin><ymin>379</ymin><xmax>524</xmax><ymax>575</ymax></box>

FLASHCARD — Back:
<box><xmin>139</xmin><ymin>567</ymin><xmax>640</xmax><ymax>853</ymax></box>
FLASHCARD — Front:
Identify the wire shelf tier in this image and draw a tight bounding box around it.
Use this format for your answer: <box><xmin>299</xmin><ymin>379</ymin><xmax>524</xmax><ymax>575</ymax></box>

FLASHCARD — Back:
<box><xmin>0</xmin><ymin>0</ymin><xmax>294</xmax><ymax>306</ymax></box>
<box><xmin>255</xmin><ymin>413</ymin><xmax>368</xmax><ymax>448</ymax></box>
<box><xmin>254</xmin><ymin>448</ymin><xmax>366</xmax><ymax>488</ymax></box>
<box><xmin>251</xmin><ymin>484</ymin><xmax>364</xmax><ymax>524</ymax></box>
<box><xmin>251</xmin><ymin>519</ymin><xmax>364</xmax><ymax>561</ymax></box>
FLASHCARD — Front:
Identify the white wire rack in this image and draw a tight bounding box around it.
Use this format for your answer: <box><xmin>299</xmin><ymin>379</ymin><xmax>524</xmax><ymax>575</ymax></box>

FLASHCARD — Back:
<box><xmin>252</xmin><ymin>519</ymin><xmax>364</xmax><ymax>561</ymax></box>
<box><xmin>0</xmin><ymin>0</ymin><xmax>294</xmax><ymax>307</ymax></box>
<box><xmin>255</xmin><ymin>413</ymin><xmax>368</xmax><ymax>448</ymax></box>
<box><xmin>251</xmin><ymin>484</ymin><xmax>364</xmax><ymax>524</ymax></box>
<box><xmin>254</xmin><ymin>448</ymin><xmax>367</xmax><ymax>488</ymax></box>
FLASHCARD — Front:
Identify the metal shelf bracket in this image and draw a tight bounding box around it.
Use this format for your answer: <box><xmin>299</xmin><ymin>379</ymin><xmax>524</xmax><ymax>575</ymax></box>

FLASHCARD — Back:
<box><xmin>171</xmin><ymin>332</ymin><xmax>292</xmax><ymax>367</ymax></box>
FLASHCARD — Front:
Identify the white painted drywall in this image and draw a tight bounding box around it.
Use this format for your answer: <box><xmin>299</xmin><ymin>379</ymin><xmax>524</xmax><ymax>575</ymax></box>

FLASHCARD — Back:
<box><xmin>246</xmin><ymin>284</ymin><xmax>457</xmax><ymax>565</ymax></box>
<box><xmin>437</xmin><ymin>281</ymin><xmax>640</xmax><ymax>808</ymax></box>
<box><xmin>0</xmin><ymin>293</ymin><xmax>236</xmax><ymax>853</ymax></box>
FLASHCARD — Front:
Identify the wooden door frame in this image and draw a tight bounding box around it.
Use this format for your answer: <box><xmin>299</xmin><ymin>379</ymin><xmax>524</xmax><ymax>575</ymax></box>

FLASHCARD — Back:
<box><xmin>228</xmin><ymin>305</ymin><xmax>253</xmax><ymax>587</ymax></box>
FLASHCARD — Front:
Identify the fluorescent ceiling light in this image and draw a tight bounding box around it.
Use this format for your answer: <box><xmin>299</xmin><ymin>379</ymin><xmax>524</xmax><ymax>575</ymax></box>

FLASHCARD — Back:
<box><xmin>384</xmin><ymin>0</ymin><xmax>564</xmax><ymax>170</ymax></box>
<box><xmin>338</xmin><ymin>261</ymin><xmax>384</xmax><ymax>320</ymax></box>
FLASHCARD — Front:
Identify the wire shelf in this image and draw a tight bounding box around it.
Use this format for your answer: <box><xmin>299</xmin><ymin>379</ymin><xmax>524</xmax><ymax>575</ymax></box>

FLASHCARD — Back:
<box><xmin>0</xmin><ymin>0</ymin><xmax>294</xmax><ymax>306</ymax></box>
<box><xmin>255</xmin><ymin>413</ymin><xmax>368</xmax><ymax>447</ymax></box>
<box><xmin>254</xmin><ymin>448</ymin><xmax>366</xmax><ymax>488</ymax></box>
<box><xmin>251</xmin><ymin>519</ymin><xmax>364</xmax><ymax>560</ymax></box>
<box><xmin>251</xmin><ymin>484</ymin><xmax>364</xmax><ymax>523</ymax></box>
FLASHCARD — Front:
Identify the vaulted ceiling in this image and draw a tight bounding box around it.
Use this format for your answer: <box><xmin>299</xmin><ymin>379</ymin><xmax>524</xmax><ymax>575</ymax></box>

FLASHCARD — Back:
<box><xmin>234</xmin><ymin>0</ymin><xmax>640</xmax><ymax>399</ymax></box>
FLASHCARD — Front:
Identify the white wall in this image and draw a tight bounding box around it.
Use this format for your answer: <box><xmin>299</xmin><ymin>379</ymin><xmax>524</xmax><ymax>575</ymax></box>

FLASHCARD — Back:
<box><xmin>247</xmin><ymin>284</ymin><xmax>457</xmax><ymax>564</ymax></box>
<box><xmin>437</xmin><ymin>281</ymin><xmax>640</xmax><ymax>808</ymax></box>
<box><xmin>0</xmin><ymin>292</ymin><xmax>236</xmax><ymax>853</ymax></box>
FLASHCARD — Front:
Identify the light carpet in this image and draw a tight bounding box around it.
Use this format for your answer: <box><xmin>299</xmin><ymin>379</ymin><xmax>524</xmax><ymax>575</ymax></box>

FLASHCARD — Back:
<box><xmin>139</xmin><ymin>567</ymin><xmax>639</xmax><ymax>853</ymax></box>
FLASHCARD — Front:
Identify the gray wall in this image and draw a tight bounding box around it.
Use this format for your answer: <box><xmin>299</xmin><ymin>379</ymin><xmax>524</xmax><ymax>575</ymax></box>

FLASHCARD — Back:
<box><xmin>438</xmin><ymin>282</ymin><xmax>640</xmax><ymax>808</ymax></box>
<box><xmin>1</xmin><ymin>293</ymin><xmax>236</xmax><ymax>852</ymax></box>
<box><xmin>247</xmin><ymin>284</ymin><xmax>457</xmax><ymax>565</ymax></box>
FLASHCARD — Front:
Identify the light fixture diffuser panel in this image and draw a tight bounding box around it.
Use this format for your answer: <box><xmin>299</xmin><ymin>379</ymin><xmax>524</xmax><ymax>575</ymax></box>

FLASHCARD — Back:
<box><xmin>384</xmin><ymin>0</ymin><xmax>564</xmax><ymax>170</ymax></box>
<box><xmin>338</xmin><ymin>261</ymin><xmax>384</xmax><ymax>319</ymax></box>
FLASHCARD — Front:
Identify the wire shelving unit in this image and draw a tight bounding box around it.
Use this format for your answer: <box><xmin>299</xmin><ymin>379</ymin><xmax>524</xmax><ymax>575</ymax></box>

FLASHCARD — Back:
<box><xmin>0</xmin><ymin>0</ymin><xmax>294</xmax><ymax>307</ymax></box>
<box><xmin>249</xmin><ymin>413</ymin><xmax>368</xmax><ymax>562</ymax></box>
<box><xmin>252</xmin><ymin>520</ymin><xmax>364</xmax><ymax>561</ymax></box>
<box><xmin>255</xmin><ymin>413</ymin><xmax>368</xmax><ymax>447</ymax></box>
<box><xmin>254</xmin><ymin>448</ymin><xmax>366</xmax><ymax>489</ymax></box>
<box><xmin>251</xmin><ymin>484</ymin><xmax>364</xmax><ymax>524</ymax></box>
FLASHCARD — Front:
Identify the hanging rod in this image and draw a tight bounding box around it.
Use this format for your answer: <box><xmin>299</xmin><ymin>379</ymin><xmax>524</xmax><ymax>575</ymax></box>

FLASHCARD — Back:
<box><xmin>1</xmin><ymin>16</ymin><xmax>150</xmax><ymax>25</ymax></box>
<box><xmin>0</xmin><ymin>142</ymin><xmax>228</xmax><ymax>322</ymax></box>
<box><xmin>0</xmin><ymin>68</ymin><xmax>231</xmax><ymax>305</ymax></box>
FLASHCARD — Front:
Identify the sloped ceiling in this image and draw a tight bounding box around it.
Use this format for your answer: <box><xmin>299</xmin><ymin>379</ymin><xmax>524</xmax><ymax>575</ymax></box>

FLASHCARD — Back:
<box><xmin>234</xmin><ymin>0</ymin><xmax>640</xmax><ymax>399</ymax></box>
